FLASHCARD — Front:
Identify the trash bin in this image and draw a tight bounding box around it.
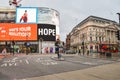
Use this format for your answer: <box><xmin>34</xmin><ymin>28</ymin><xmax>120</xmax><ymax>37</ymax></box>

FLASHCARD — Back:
<box><xmin>106</xmin><ymin>52</ymin><xmax>112</xmax><ymax>58</ymax></box>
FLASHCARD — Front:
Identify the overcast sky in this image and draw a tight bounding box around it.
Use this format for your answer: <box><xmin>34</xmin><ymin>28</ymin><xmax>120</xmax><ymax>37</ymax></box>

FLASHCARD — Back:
<box><xmin>1</xmin><ymin>0</ymin><xmax>120</xmax><ymax>41</ymax></box>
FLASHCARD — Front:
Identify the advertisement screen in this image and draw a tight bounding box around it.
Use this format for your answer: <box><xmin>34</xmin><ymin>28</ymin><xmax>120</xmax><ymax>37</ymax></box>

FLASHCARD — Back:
<box><xmin>38</xmin><ymin>24</ymin><xmax>56</xmax><ymax>41</ymax></box>
<box><xmin>38</xmin><ymin>7</ymin><xmax>59</xmax><ymax>25</ymax></box>
<box><xmin>0</xmin><ymin>23</ymin><xmax>37</xmax><ymax>41</ymax></box>
<box><xmin>0</xmin><ymin>10</ymin><xmax>16</xmax><ymax>23</ymax></box>
<box><xmin>16</xmin><ymin>7</ymin><xmax>38</xmax><ymax>23</ymax></box>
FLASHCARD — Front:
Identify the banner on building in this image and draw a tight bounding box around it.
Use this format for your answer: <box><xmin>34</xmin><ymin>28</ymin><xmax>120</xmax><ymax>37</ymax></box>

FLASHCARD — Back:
<box><xmin>0</xmin><ymin>23</ymin><xmax>37</xmax><ymax>41</ymax></box>
<box><xmin>0</xmin><ymin>8</ymin><xmax>16</xmax><ymax>23</ymax></box>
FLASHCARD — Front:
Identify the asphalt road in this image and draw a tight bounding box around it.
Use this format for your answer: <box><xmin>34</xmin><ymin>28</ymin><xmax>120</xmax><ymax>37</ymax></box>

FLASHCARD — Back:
<box><xmin>0</xmin><ymin>54</ymin><xmax>118</xmax><ymax>80</ymax></box>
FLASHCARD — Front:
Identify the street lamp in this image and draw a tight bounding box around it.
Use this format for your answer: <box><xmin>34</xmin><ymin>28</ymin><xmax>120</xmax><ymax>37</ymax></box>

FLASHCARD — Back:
<box><xmin>25</xmin><ymin>35</ymin><xmax>28</xmax><ymax>55</ymax></box>
<box><xmin>109</xmin><ymin>38</ymin><xmax>110</xmax><ymax>52</ymax></box>
<box><xmin>105</xmin><ymin>37</ymin><xmax>112</xmax><ymax>58</ymax></box>
<box><xmin>12</xmin><ymin>40</ymin><xmax>15</xmax><ymax>56</ymax></box>
<box><xmin>25</xmin><ymin>34</ymin><xmax>29</xmax><ymax>55</ymax></box>
<box><xmin>82</xmin><ymin>34</ymin><xmax>85</xmax><ymax>55</ymax></box>
<box><xmin>90</xmin><ymin>31</ymin><xmax>92</xmax><ymax>54</ymax></box>
<box><xmin>39</xmin><ymin>38</ymin><xmax>43</xmax><ymax>54</ymax></box>
<box><xmin>99</xmin><ymin>36</ymin><xmax>102</xmax><ymax>54</ymax></box>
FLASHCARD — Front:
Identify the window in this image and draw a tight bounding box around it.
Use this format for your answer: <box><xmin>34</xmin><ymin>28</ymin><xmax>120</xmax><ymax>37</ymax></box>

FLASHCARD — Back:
<box><xmin>102</xmin><ymin>37</ymin><xmax>104</xmax><ymax>41</ymax></box>
<box><xmin>90</xmin><ymin>37</ymin><xmax>92</xmax><ymax>42</ymax></box>
<box><xmin>96</xmin><ymin>37</ymin><xmax>97</xmax><ymax>41</ymax></box>
<box><xmin>99</xmin><ymin>37</ymin><xmax>101</xmax><ymax>42</ymax></box>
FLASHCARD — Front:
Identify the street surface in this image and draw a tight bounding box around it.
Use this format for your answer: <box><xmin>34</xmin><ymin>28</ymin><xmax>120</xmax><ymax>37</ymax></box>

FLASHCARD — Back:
<box><xmin>0</xmin><ymin>54</ymin><xmax>119</xmax><ymax>80</ymax></box>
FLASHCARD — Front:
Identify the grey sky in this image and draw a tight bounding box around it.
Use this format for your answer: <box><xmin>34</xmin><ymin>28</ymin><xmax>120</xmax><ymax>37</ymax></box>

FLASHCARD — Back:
<box><xmin>1</xmin><ymin>0</ymin><xmax>120</xmax><ymax>41</ymax></box>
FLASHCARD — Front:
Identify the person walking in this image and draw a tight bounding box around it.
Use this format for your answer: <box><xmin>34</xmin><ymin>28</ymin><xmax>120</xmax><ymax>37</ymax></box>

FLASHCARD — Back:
<box><xmin>87</xmin><ymin>50</ymin><xmax>89</xmax><ymax>56</ymax></box>
<box><xmin>78</xmin><ymin>49</ymin><xmax>81</xmax><ymax>55</ymax></box>
<box><xmin>55</xmin><ymin>39</ymin><xmax>61</xmax><ymax>59</ymax></box>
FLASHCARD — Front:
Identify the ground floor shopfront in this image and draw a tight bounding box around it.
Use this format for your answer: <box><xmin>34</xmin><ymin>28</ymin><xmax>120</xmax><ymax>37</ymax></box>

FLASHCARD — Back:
<box><xmin>72</xmin><ymin>43</ymin><xmax>119</xmax><ymax>57</ymax></box>
<box><xmin>0</xmin><ymin>41</ymin><xmax>55</xmax><ymax>54</ymax></box>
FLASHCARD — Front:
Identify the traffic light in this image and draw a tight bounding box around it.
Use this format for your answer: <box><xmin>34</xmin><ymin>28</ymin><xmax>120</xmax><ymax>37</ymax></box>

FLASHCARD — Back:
<box><xmin>116</xmin><ymin>30</ymin><xmax>120</xmax><ymax>40</ymax></box>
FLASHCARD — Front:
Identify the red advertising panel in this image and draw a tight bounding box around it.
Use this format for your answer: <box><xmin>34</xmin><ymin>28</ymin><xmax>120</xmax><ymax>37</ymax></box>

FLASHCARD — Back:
<box><xmin>0</xmin><ymin>23</ymin><xmax>37</xmax><ymax>41</ymax></box>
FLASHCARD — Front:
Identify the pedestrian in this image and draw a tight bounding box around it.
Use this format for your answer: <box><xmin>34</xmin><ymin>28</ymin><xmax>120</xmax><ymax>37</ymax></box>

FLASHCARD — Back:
<box><xmin>78</xmin><ymin>49</ymin><xmax>81</xmax><ymax>55</ymax></box>
<box><xmin>2</xmin><ymin>48</ymin><xmax>7</xmax><ymax>54</ymax></box>
<box><xmin>87</xmin><ymin>50</ymin><xmax>89</xmax><ymax>56</ymax></box>
<box><xmin>55</xmin><ymin>39</ymin><xmax>61</xmax><ymax>59</ymax></box>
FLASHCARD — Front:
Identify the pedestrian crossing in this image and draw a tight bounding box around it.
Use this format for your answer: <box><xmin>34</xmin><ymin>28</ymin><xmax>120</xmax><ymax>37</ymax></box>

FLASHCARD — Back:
<box><xmin>0</xmin><ymin>56</ymin><xmax>59</xmax><ymax>67</ymax></box>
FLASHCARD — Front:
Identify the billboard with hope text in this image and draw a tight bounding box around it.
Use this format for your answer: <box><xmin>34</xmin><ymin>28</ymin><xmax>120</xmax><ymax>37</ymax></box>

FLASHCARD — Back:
<box><xmin>38</xmin><ymin>24</ymin><xmax>56</xmax><ymax>41</ymax></box>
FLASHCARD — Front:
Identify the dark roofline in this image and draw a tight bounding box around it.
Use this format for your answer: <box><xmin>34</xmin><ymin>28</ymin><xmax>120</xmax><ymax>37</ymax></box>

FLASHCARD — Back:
<box><xmin>70</xmin><ymin>15</ymin><xmax>118</xmax><ymax>34</ymax></box>
<box><xmin>75</xmin><ymin>15</ymin><xmax>117</xmax><ymax>28</ymax></box>
<box><xmin>89</xmin><ymin>15</ymin><xmax>117</xmax><ymax>23</ymax></box>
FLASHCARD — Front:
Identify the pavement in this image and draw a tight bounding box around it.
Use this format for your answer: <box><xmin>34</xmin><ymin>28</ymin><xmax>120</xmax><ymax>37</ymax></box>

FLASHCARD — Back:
<box><xmin>20</xmin><ymin>62</ymin><xmax>120</xmax><ymax>80</ymax></box>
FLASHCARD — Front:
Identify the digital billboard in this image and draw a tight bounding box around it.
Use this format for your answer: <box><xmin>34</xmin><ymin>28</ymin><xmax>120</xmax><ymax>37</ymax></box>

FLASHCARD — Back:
<box><xmin>0</xmin><ymin>7</ymin><xmax>59</xmax><ymax>41</ymax></box>
<box><xmin>16</xmin><ymin>7</ymin><xmax>38</xmax><ymax>23</ymax></box>
<box><xmin>0</xmin><ymin>23</ymin><xmax>37</xmax><ymax>41</ymax></box>
<box><xmin>0</xmin><ymin>7</ymin><xmax>16</xmax><ymax>23</ymax></box>
<box><xmin>38</xmin><ymin>24</ymin><xmax>56</xmax><ymax>41</ymax></box>
<box><xmin>38</xmin><ymin>7</ymin><xmax>60</xmax><ymax>37</ymax></box>
<box><xmin>38</xmin><ymin>7</ymin><xmax>59</xmax><ymax>25</ymax></box>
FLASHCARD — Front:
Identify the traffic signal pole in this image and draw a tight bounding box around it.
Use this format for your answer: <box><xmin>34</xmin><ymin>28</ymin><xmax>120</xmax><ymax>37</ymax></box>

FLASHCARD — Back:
<box><xmin>117</xmin><ymin>13</ymin><xmax>120</xmax><ymax>25</ymax></box>
<box><xmin>117</xmin><ymin>13</ymin><xmax>120</xmax><ymax>54</ymax></box>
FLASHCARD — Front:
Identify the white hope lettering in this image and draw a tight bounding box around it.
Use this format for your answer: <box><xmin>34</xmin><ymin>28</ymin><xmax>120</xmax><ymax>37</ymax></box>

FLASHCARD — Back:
<box><xmin>38</xmin><ymin>28</ymin><xmax>55</xmax><ymax>36</ymax></box>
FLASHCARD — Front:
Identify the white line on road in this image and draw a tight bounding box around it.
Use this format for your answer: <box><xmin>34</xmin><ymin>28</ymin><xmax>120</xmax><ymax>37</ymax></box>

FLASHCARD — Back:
<box><xmin>20</xmin><ymin>60</ymin><xmax>22</xmax><ymax>63</ymax></box>
<box><xmin>25</xmin><ymin>60</ymin><xmax>29</xmax><ymax>64</ymax></box>
<box><xmin>12</xmin><ymin>57</ymin><xmax>18</xmax><ymax>61</ymax></box>
<box><xmin>1</xmin><ymin>63</ymin><xmax>7</xmax><ymax>67</ymax></box>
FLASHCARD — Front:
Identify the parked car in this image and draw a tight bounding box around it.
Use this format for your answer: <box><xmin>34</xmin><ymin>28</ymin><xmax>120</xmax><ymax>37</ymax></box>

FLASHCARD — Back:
<box><xmin>65</xmin><ymin>50</ymin><xmax>76</xmax><ymax>54</ymax></box>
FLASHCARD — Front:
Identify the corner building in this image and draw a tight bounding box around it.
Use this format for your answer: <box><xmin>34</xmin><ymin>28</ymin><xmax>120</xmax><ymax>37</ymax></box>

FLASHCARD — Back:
<box><xmin>70</xmin><ymin>16</ymin><xmax>120</xmax><ymax>56</ymax></box>
<box><xmin>0</xmin><ymin>7</ymin><xmax>60</xmax><ymax>54</ymax></box>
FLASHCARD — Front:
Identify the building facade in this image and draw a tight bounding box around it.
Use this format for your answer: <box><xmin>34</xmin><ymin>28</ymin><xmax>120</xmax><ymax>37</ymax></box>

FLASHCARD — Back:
<box><xmin>0</xmin><ymin>7</ymin><xmax>60</xmax><ymax>54</ymax></box>
<box><xmin>69</xmin><ymin>16</ymin><xmax>120</xmax><ymax>55</ymax></box>
<box><xmin>66</xmin><ymin>34</ymin><xmax>71</xmax><ymax>50</ymax></box>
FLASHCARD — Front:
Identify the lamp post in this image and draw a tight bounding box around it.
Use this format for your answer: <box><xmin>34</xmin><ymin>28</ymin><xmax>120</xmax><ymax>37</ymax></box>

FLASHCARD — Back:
<box><xmin>99</xmin><ymin>36</ymin><xmax>101</xmax><ymax>53</ymax></box>
<box><xmin>109</xmin><ymin>38</ymin><xmax>110</xmax><ymax>52</ymax></box>
<box><xmin>39</xmin><ymin>38</ymin><xmax>43</xmax><ymax>54</ymax></box>
<box><xmin>106</xmin><ymin>37</ymin><xmax>112</xmax><ymax>58</ymax></box>
<box><xmin>82</xmin><ymin>34</ymin><xmax>84</xmax><ymax>55</ymax></box>
<box><xmin>90</xmin><ymin>31</ymin><xmax>92</xmax><ymax>54</ymax></box>
<box><xmin>25</xmin><ymin>34</ymin><xmax>29</xmax><ymax>55</ymax></box>
<box><xmin>12</xmin><ymin>40</ymin><xmax>15</xmax><ymax>56</ymax></box>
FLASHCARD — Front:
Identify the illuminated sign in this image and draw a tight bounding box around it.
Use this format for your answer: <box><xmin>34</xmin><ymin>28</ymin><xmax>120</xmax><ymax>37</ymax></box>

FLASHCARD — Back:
<box><xmin>0</xmin><ymin>23</ymin><xmax>37</xmax><ymax>41</ymax></box>
<box><xmin>16</xmin><ymin>7</ymin><xmax>38</xmax><ymax>23</ymax></box>
<box><xmin>38</xmin><ymin>24</ymin><xmax>56</xmax><ymax>41</ymax></box>
<box><xmin>0</xmin><ymin>11</ymin><xmax>16</xmax><ymax>23</ymax></box>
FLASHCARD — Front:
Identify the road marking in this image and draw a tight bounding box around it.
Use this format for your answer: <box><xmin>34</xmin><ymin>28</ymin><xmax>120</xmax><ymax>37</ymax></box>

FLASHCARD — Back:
<box><xmin>82</xmin><ymin>62</ymin><xmax>97</xmax><ymax>65</ymax></box>
<box><xmin>25</xmin><ymin>60</ymin><xmax>29</xmax><ymax>64</ymax></box>
<box><xmin>20</xmin><ymin>60</ymin><xmax>22</xmax><ymax>63</ymax></box>
<box><xmin>3</xmin><ymin>60</ymin><xmax>11</xmax><ymax>63</ymax></box>
<box><xmin>21</xmin><ymin>79</ymin><xmax>26</xmax><ymax>80</ymax></box>
<box><xmin>9</xmin><ymin>63</ymin><xmax>14</xmax><ymax>66</ymax></box>
<box><xmin>14</xmin><ymin>63</ymin><xmax>17</xmax><ymax>66</ymax></box>
<box><xmin>1</xmin><ymin>63</ymin><xmax>7</xmax><ymax>67</ymax></box>
<box><xmin>12</xmin><ymin>57</ymin><xmax>18</xmax><ymax>61</ymax></box>
<box><xmin>51</xmin><ymin>62</ymin><xmax>58</xmax><ymax>65</ymax></box>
